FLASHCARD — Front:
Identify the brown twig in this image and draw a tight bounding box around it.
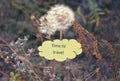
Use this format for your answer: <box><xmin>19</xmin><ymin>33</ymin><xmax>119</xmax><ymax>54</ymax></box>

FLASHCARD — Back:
<box><xmin>72</xmin><ymin>20</ymin><xmax>102</xmax><ymax>60</ymax></box>
<box><xmin>16</xmin><ymin>56</ymin><xmax>43</xmax><ymax>81</ymax></box>
<box><xmin>30</xmin><ymin>14</ymin><xmax>43</xmax><ymax>42</ymax></box>
<box><xmin>0</xmin><ymin>36</ymin><xmax>43</xmax><ymax>81</ymax></box>
<box><xmin>83</xmin><ymin>68</ymin><xmax>100</xmax><ymax>81</ymax></box>
<box><xmin>101</xmin><ymin>39</ymin><xmax>114</xmax><ymax>54</ymax></box>
<box><xmin>72</xmin><ymin>20</ymin><xmax>89</xmax><ymax>54</ymax></box>
<box><xmin>0</xmin><ymin>36</ymin><xmax>17</xmax><ymax>56</ymax></box>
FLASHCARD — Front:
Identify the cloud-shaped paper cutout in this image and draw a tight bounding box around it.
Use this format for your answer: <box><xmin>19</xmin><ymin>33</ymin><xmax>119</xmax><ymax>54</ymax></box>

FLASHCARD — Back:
<box><xmin>38</xmin><ymin>39</ymin><xmax>82</xmax><ymax>62</ymax></box>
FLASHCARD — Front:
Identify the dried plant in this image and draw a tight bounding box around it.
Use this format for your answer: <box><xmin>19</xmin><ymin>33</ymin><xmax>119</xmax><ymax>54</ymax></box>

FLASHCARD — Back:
<box><xmin>72</xmin><ymin>20</ymin><xmax>102</xmax><ymax>60</ymax></box>
<box><xmin>32</xmin><ymin>4</ymin><xmax>75</xmax><ymax>39</ymax></box>
<box><xmin>0</xmin><ymin>3</ymin><xmax>116</xmax><ymax>81</ymax></box>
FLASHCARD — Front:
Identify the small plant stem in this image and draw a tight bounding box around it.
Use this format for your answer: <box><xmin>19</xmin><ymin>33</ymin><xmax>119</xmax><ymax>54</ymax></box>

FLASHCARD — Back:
<box><xmin>60</xmin><ymin>30</ymin><xmax>63</xmax><ymax>40</ymax></box>
<box><xmin>72</xmin><ymin>20</ymin><xmax>102</xmax><ymax>60</ymax></box>
<box><xmin>0</xmin><ymin>36</ymin><xmax>18</xmax><ymax>56</ymax></box>
<box><xmin>39</xmin><ymin>33</ymin><xmax>43</xmax><ymax>42</ymax></box>
<box><xmin>0</xmin><ymin>36</ymin><xmax>43</xmax><ymax>81</ymax></box>
<box><xmin>45</xmin><ymin>35</ymin><xmax>51</xmax><ymax>40</ymax></box>
<box><xmin>30</xmin><ymin>14</ymin><xmax>43</xmax><ymax>42</ymax></box>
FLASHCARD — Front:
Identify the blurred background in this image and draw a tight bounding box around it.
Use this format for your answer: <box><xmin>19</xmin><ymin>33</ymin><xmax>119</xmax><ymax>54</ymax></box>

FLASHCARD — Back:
<box><xmin>0</xmin><ymin>0</ymin><xmax>120</xmax><ymax>43</ymax></box>
<box><xmin>0</xmin><ymin>0</ymin><xmax>120</xmax><ymax>59</ymax></box>
<box><xmin>0</xmin><ymin>0</ymin><xmax>120</xmax><ymax>81</ymax></box>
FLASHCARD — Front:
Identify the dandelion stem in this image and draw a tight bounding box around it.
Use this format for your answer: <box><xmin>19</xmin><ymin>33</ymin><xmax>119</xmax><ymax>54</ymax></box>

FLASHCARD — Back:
<box><xmin>60</xmin><ymin>30</ymin><xmax>63</xmax><ymax>40</ymax></box>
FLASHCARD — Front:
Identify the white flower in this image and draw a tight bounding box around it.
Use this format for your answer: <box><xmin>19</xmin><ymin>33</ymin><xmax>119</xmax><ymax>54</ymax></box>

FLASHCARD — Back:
<box><xmin>39</xmin><ymin>4</ymin><xmax>75</xmax><ymax>35</ymax></box>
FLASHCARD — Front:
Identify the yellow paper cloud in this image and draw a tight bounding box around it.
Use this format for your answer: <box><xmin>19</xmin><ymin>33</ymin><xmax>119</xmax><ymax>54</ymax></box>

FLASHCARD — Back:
<box><xmin>38</xmin><ymin>39</ymin><xmax>82</xmax><ymax>62</ymax></box>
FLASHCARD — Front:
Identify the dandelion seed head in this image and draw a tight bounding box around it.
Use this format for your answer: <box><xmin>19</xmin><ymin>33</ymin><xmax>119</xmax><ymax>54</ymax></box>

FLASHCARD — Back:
<box><xmin>39</xmin><ymin>4</ymin><xmax>75</xmax><ymax>35</ymax></box>
<box><xmin>39</xmin><ymin>15</ymin><xmax>57</xmax><ymax>35</ymax></box>
<box><xmin>47</xmin><ymin>4</ymin><xmax>75</xmax><ymax>30</ymax></box>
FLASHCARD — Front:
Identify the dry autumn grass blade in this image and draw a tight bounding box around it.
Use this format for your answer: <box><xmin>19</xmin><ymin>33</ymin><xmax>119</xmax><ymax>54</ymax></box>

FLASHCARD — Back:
<box><xmin>72</xmin><ymin>20</ymin><xmax>102</xmax><ymax>60</ymax></box>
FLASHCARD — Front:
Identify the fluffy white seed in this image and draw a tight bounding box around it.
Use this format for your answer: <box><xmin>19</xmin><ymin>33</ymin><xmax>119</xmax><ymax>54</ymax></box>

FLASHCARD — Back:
<box><xmin>39</xmin><ymin>4</ymin><xmax>75</xmax><ymax>35</ymax></box>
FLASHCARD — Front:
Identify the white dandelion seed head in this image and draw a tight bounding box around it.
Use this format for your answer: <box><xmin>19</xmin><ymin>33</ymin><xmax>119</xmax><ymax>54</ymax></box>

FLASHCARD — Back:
<box><xmin>39</xmin><ymin>15</ymin><xmax>57</xmax><ymax>35</ymax></box>
<box><xmin>47</xmin><ymin>4</ymin><xmax>75</xmax><ymax>30</ymax></box>
<box><xmin>39</xmin><ymin>15</ymin><xmax>47</xmax><ymax>34</ymax></box>
<box><xmin>39</xmin><ymin>4</ymin><xmax>75</xmax><ymax>35</ymax></box>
